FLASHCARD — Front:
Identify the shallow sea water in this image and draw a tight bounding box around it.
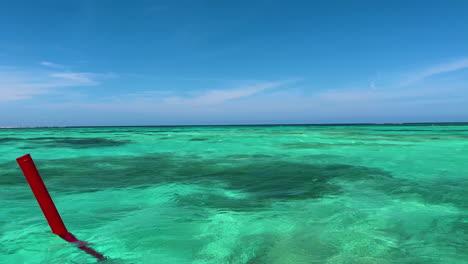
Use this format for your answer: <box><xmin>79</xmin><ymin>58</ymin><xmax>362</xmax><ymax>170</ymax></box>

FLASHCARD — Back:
<box><xmin>0</xmin><ymin>125</ymin><xmax>467</xmax><ymax>263</ymax></box>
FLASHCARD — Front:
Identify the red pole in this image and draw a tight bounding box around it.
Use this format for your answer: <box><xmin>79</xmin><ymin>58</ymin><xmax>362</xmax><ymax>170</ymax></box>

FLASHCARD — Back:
<box><xmin>16</xmin><ymin>154</ymin><xmax>67</xmax><ymax>235</ymax></box>
<box><xmin>16</xmin><ymin>154</ymin><xmax>106</xmax><ymax>261</ymax></box>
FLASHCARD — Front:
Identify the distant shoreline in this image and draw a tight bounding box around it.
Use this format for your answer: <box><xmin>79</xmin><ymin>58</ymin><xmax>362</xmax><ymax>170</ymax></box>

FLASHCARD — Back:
<box><xmin>1</xmin><ymin>122</ymin><xmax>467</xmax><ymax>129</ymax></box>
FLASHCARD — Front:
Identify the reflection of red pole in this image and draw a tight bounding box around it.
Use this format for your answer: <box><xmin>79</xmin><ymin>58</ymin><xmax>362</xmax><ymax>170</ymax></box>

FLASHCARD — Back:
<box><xmin>16</xmin><ymin>154</ymin><xmax>106</xmax><ymax>261</ymax></box>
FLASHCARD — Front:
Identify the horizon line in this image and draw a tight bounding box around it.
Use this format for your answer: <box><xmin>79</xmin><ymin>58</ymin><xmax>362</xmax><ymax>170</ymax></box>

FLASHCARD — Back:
<box><xmin>1</xmin><ymin>121</ymin><xmax>467</xmax><ymax>129</ymax></box>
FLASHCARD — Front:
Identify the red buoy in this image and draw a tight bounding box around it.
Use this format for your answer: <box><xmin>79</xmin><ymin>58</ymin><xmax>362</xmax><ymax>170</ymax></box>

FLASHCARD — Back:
<box><xmin>16</xmin><ymin>154</ymin><xmax>106</xmax><ymax>261</ymax></box>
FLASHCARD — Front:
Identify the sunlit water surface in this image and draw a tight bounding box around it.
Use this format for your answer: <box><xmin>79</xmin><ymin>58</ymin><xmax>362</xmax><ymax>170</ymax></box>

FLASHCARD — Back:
<box><xmin>1</xmin><ymin>125</ymin><xmax>467</xmax><ymax>263</ymax></box>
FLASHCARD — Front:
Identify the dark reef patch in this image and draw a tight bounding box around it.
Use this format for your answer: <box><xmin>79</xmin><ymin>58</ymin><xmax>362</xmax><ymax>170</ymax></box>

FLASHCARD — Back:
<box><xmin>282</xmin><ymin>141</ymin><xmax>404</xmax><ymax>149</ymax></box>
<box><xmin>11</xmin><ymin>137</ymin><xmax>129</xmax><ymax>149</ymax></box>
<box><xmin>0</xmin><ymin>153</ymin><xmax>395</xmax><ymax>212</ymax></box>
<box><xmin>0</xmin><ymin>137</ymin><xmax>21</xmax><ymax>143</ymax></box>
<box><xmin>1</xmin><ymin>151</ymin><xmax>466</xmax><ymax>214</ymax></box>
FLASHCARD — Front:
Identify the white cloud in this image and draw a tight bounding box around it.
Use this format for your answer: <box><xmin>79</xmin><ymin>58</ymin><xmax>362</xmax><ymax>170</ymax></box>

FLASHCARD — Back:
<box><xmin>402</xmin><ymin>58</ymin><xmax>468</xmax><ymax>86</ymax></box>
<box><xmin>316</xmin><ymin>86</ymin><xmax>458</xmax><ymax>104</ymax></box>
<box><xmin>39</xmin><ymin>80</ymin><xmax>296</xmax><ymax>114</ymax></box>
<box><xmin>39</xmin><ymin>61</ymin><xmax>64</xmax><ymax>69</ymax></box>
<box><xmin>12</xmin><ymin>56</ymin><xmax>468</xmax><ymax>124</ymax></box>
<box><xmin>50</xmin><ymin>72</ymin><xmax>100</xmax><ymax>85</ymax></box>
<box><xmin>164</xmin><ymin>80</ymin><xmax>294</xmax><ymax>105</ymax></box>
<box><xmin>0</xmin><ymin>68</ymin><xmax>112</xmax><ymax>102</ymax></box>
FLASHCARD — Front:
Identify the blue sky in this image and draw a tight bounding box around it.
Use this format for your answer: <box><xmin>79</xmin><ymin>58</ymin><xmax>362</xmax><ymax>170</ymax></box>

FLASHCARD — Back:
<box><xmin>1</xmin><ymin>0</ymin><xmax>467</xmax><ymax>126</ymax></box>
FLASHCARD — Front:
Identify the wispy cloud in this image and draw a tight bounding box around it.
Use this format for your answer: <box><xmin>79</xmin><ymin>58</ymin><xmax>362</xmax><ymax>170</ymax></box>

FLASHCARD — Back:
<box><xmin>164</xmin><ymin>80</ymin><xmax>295</xmax><ymax>105</ymax></box>
<box><xmin>41</xmin><ymin>80</ymin><xmax>297</xmax><ymax>113</ymax></box>
<box><xmin>0</xmin><ymin>67</ymin><xmax>113</xmax><ymax>102</ymax></box>
<box><xmin>39</xmin><ymin>61</ymin><xmax>65</xmax><ymax>69</ymax></box>
<box><xmin>50</xmin><ymin>72</ymin><xmax>102</xmax><ymax>85</ymax></box>
<box><xmin>10</xmin><ymin>56</ymin><xmax>468</xmax><ymax>125</ymax></box>
<box><xmin>317</xmin><ymin>59</ymin><xmax>468</xmax><ymax>105</ymax></box>
<box><xmin>316</xmin><ymin>86</ymin><xmax>458</xmax><ymax>103</ymax></box>
<box><xmin>402</xmin><ymin>57</ymin><xmax>468</xmax><ymax>86</ymax></box>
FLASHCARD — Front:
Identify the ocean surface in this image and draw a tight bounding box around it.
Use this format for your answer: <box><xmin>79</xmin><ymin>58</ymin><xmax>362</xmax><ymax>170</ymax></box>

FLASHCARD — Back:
<box><xmin>0</xmin><ymin>124</ymin><xmax>467</xmax><ymax>264</ymax></box>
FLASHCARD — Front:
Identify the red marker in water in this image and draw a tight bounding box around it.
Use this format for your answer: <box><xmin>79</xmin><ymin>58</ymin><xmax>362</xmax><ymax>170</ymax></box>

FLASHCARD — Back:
<box><xmin>16</xmin><ymin>154</ymin><xmax>106</xmax><ymax>261</ymax></box>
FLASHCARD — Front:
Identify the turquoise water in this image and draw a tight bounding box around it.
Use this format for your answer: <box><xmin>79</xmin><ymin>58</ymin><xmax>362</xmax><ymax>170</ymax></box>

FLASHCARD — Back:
<box><xmin>1</xmin><ymin>125</ymin><xmax>467</xmax><ymax>263</ymax></box>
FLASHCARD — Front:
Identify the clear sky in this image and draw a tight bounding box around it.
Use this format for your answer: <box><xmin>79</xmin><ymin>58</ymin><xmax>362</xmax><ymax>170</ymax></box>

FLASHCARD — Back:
<box><xmin>1</xmin><ymin>0</ymin><xmax>467</xmax><ymax>126</ymax></box>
